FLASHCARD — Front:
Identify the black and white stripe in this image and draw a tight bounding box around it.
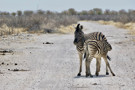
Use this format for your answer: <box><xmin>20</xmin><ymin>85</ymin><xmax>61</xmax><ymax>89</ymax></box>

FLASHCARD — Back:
<box><xmin>74</xmin><ymin>24</ymin><xmax>107</xmax><ymax>54</ymax></box>
<box><xmin>73</xmin><ymin>24</ymin><xmax>108</xmax><ymax>76</ymax></box>
<box><xmin>85</xmin><ymin>40</ymin><xmax>115</xmax><ymax>77</ymax></box>
<box><xmin>85</xmin><ymin>40</ymin><xmax>112</xmax><ymax>58</ymax></box>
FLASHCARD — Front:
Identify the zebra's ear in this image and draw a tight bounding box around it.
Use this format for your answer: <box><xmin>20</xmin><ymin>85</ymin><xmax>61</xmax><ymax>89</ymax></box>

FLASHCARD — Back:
<box><xmin>76</xmin><ymin>24</ymin><xmax>80</xmax><ymax>29</ymax></box>
<box><xmin>75</xmin><ymin>24</ymin><xmax>80</xmax><ymax>32</ymax></box>
<box><xmin>80</xmin><ymin>25</ymin><xmax>83</xmax><ymax>30</ymax></box>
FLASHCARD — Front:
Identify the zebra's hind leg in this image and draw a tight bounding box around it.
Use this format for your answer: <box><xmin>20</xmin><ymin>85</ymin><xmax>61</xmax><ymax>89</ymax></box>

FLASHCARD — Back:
<box><xmin>95</xmin><ymin>58</ymin><xmax>101</xmax><ymax>76</ymax></box>
<box><xmin>95</xmin><ymin>58</ymin><xmax>99</xmax><ymax>76</ymax></box>
<box><xmin>103</xmin><ymin>56</ymin><xmax>115</xmax><ymax>76</ymax></box>
<box><xmin>85</xmin><ymin>59</ymin><xmax>89</xmax><ymax>77</ymax></box>
<box><xmin>106</xmin><ymin>64</ymin><xmax>109</xmax><ymax>75</ymax></box>
<box><xmin>77</xmin><ymin>53</ymin><xmax>83</xmax><ymax>76</ymax></box>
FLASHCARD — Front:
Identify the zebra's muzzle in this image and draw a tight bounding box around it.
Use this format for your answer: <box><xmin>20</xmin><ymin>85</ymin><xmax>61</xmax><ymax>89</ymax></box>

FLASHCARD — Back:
<box><xmin>73</xmin><ymin>38</ymin><xmax>78</xmax><ymax>45</ymax></box>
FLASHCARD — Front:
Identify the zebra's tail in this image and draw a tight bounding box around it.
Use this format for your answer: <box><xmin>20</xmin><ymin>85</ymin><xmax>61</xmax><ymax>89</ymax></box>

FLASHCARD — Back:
<box><xmin>107</xmin><ymin>55</ymin><xmax>111</xmax><ymax>61</ymax></box>
<box><xmin>83</xmin><ymin>52</ymin><xmax>86</xmax><ymax>60</ymax></box>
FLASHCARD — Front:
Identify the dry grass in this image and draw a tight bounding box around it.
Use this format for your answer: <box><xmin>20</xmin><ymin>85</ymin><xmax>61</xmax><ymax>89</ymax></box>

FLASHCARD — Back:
<box><xmin>58</xmin><ymin>24</ymin><xmax>76</xmax><ymax>34</ymax></box>
<box><xmin>0</xmin><ymin>24</ymin><xmax>28</xmax><ymax>35</ymax></box>
<box><xmin>0</xmin><ymin>14</ymin><xmax>78</xmax><ymax>35</ymax></box>
<box><xmin>124</xmin><ymin>23</ymin><xmax>135</xmax><ymax>35</ymax></box>
<box><xmin>98</xmin><ymin>20</ymin><xmax>124</xmax><ymax>28</ymax></box>
<box><xmin>0</xmin><ymin>23</ymin><xmax>77</xmax><ymax>35</ymax></box>
<box><xmin>98</xmin><ymin>20</ymin><xmax>135</xmax><ymax>35</ymax></box>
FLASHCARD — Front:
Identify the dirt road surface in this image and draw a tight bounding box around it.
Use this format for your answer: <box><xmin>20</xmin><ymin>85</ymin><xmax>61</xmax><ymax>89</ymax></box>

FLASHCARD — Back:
<box><xmin>0</xmin><ymin>21</ymin><xmax>135</xmax><ymax>90</ymax></box>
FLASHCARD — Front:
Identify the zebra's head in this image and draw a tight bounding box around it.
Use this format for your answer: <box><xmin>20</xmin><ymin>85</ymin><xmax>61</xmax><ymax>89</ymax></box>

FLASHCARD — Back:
<box><xmin>73</xmin><ymin>24</ymin><xmax>85</xmax><ymax>45</ymax></box>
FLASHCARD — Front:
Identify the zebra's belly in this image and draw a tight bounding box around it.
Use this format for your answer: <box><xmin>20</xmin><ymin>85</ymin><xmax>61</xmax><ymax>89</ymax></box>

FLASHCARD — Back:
<box><xmin>93</xmin><ymin>52</ymin><xmax>107</xmax><ymax>58</ymax></box>
<box><xmin>94</xmin><ymin>52</ymin><xmax>102</xmax><ymax>58</ymax></box>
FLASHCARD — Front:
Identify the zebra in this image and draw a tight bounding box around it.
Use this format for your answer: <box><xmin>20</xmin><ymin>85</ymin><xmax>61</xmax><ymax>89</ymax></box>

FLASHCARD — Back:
<box><xmin>84</xmin><ymin>40</ymin><xmax>115</xmax><ymax>77</ymax></box>
<box><xmin>73</xmin><ymin>24</ymin><xmax>109</xmax><ymax>76</ymax></box>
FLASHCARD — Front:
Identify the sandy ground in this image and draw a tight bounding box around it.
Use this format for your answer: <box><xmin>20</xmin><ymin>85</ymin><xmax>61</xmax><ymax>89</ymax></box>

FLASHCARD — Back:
<box><xmin>0</xmin><ymin>21</ymin><xmax>135</xmax><ymax>90</ymax></box>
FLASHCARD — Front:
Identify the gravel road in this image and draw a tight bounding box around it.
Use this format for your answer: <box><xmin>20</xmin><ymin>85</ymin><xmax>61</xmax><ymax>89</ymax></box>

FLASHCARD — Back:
<box><xmin>0</xmin><ymin>21</ymin><xmax>135</xmax><ymax>90</ymax></box>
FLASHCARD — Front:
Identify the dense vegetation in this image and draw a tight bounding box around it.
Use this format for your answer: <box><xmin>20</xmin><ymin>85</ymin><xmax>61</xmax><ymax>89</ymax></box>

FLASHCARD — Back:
<box><xmin>0</xmin><ymin>10</ymin><xmax>78</xmax><ymax>34</ymax></box>
<box><xmin>0</xmin><ymin>8</ymin><xmax>135</xmax><ymax>34</ymax></box>
<box><xmin>62</xmin><ymin>8</ymin><xmax>135</xmax><ymax>23</ymax></box>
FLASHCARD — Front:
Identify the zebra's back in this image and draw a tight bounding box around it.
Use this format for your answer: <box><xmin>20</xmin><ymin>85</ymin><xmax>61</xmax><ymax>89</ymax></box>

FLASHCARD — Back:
<box><xmin>76</xmin><ymin>32</ymin><xmax>107</xmax><ymax>53</ymax></box>
<box><xmin>84</xmin><ymin>32</ymin><xmax>107</xmax><ymax>41</ymax></box>
<box><xmin>85</xmin><ymin>40</ymin><xmax>112</xmax><ymax>57</ymax></box>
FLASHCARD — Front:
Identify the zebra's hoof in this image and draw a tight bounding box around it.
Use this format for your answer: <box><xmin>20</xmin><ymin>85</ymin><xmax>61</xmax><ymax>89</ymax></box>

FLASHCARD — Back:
<box><xmin>112</xmin><ymin>73</ymin><xmax>115</xmax><ymax>76</ymax></box>
<box><xmin>77</xmin><ymin>73</ymin><xmax>81</xmax><ymax>76</ymax></box>
<box><xmin>85</xmin><ymin>73</ymin><xmax>89</xmax><ymax>77</ymax></box>
<box><xmin>90</xmin><ymin>75</ymin><xmax>93</xmax><ymax>77</ymax></box>
<box><xmin>95</xmin><ymin>72</ymin><xmax>99</xmax><ymax>76</ymax></box>
<box><xmin>106</xmin><ymin>72</ymin><xmax>109</xmax><ymax>75</ymax></box>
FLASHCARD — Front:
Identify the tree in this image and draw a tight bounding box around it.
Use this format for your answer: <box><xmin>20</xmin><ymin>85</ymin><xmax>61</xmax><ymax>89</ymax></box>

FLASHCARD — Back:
<box><xmin>88</xmin><ymin>10</ymin><xmax>95</xmax><ymax>15</ymax></box>
<box><xmin>37</xmin><ymin>10</ymin><xmax>44</xmax><ymax>15</ymax></box>
<box><xmin>93</xmin><ymin>8</ymin><xmax>102</xmax><ymax>15</ymax></box>
<box><xmin>79</xmin><ymin>10</ymin><xmax>88</xmax><ymax>15</ymax></box>
<box><xmin>11</xmin><ymin>12</ymin><xmax>16</xmax><ymax>16</ymax></box>
<box><xmin>110</xmin><ymin>10</ymin><xmax>118</xmax><ymax>15</ymax></box>
<box><xmin>46</xmin><ymin>10</ymin><xmax>54</xmax><ymax>15</ymax></box>
<box><xmin>61</xmin><ymin>10</ymin><xmax>68</xmax><ymax>15</ymax></box>
<box><xmin>0</xmin><ymin>12</ymin><xmax>10</xmax><ymax>16</ymax></box>
<box><xmin>128</xmin><ymin>9</ymin><xmax>134</xmax><ymax>14</ymax></box>
<box><xmin>104</xmin><ymin>9</ymin><xmax>111</xmax><ymax>15</ymax></box>
<box><xmin>24</xmin><ymin>10</ymin><xmax>33</xmax><ymax>16</ymax></box>
<box><xmin>119</xmin><ymin>9</ymin><xmax>127</xmax><ymax>15</ymax></box>
<box><xmin>17</xmin><ymin>11</ymin><xmax>22</xmax><ymax>16</ymax></box>
<box><xmin>68</xmin><ymin>8</ymin><xmax>77</xmax><ymax>15</ymax></box>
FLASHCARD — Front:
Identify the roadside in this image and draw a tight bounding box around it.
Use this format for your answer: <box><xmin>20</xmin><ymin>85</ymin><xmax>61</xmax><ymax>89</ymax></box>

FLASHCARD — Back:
<box><xmin>0</xmin><ymin>21</ymin><xmax>135</xmax><ymax>90</ymax></box>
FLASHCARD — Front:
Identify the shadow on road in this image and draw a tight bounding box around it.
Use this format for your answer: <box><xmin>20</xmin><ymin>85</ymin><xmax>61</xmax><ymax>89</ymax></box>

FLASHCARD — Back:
<box><xmin>74</xmin><ymin>74</ymin><xmax>110</xmax><ymax>78</ymax></box>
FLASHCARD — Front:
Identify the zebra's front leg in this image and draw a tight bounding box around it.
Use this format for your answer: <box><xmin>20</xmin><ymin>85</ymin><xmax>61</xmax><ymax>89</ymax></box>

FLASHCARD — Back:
<box><xmin>85</xmin><ymin>59</ymin><xmax>89</xmax><ymax>77</ymax></box>
<box><xmin>88</xmin><ymin>58</ymin><xmax>93</xmax><ymax>77</ymax></box>
<box><xmin>86</xmin><ymin>57</ymin><xmax>93</xmax><ymax>77</ymax></box>
<box><xmin>77</xmin><ymin>53</ymin><xmax>83</xmax><ymax>76</ymax></box>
